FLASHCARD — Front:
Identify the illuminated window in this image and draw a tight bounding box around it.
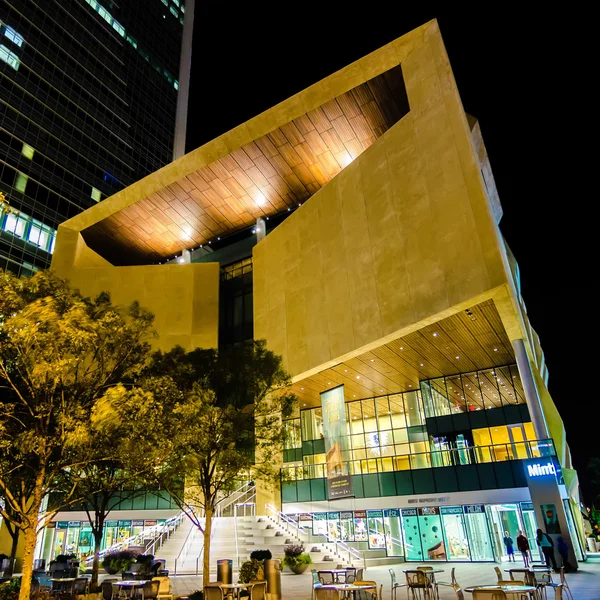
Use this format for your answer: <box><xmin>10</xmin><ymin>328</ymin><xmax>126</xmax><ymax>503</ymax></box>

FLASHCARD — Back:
<box><xmin>91</xmin><ymin>187</ymin><xmax>102</xmax><ymax>202</ymax></box>
<box><xmin>161</xmin><ymin>0</ymin><xmax>168</xmax><ymax>5</ymax></box>
<box><xmin>172</xmin><ymin>0</ymin><xmax>180</xmax><ymax>7</ymax></box>
<box><xmin>21</xmin><ymin>143</ymin><xmax>35</xmax><ymax>160</ymax></box>
<box><xmin>28</xmin><ymin>220</ymin><xmax>50</xmax><ymax>248</ymax></box>
<box><xmin>0</xmin><ymin>44</ymin><xmax>20</xmax><ymax>70</ymax></box>
<box><xmin>112</xmin><ymin>21</ymin><xmax>125</xmax><ymax>37</ymax></box>
<box><xmin>3</xmin><ymin>213</ymin><xmax>25</xmax><ymax>238</ymax></box>
<box><xmin>3</xmin><ymin>26</ymin><xmax>24</xmax><ymax>47</ymax></box>
<box><xmin>126</xmin><ymin>35</ymin><xmax>138</xmax><ymax>49</ymax></box>
<box><xmin>174</xmin><ymin>80</ymin><xmax>179</xmax><ymax>90</ymax></box>
<box><xmin>14</xmin><ymin>172</ymin><xmax>28</xmax><ymax>193</ymax></box>
<box><xmin>170</xmin><ymin>6</ymin><xmax>178</xmax><ymax>17</ymax></box>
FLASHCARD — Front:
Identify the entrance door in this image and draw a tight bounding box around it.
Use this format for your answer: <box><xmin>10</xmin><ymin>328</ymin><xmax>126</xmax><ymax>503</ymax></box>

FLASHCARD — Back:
<box><xmin>463</xmin><ymin>505</ymin><xmax>494</xmax><ymax>561</ymax></box>
<box><xmin>401</xmin><ymin>509</ymin><xmax>422</xmax><ymax>561</ymax></box>
<box><xmin>383</xmin><ymin>509</ymin><xmax>404</xmax><ymax>557</ymax></box>
<box><xmin>440</xmin><ymin>507</ymin><xmax>470</xmax><ymax>560</ymax></box>
<box><xmin>521</xmin><ymin>506</ymin><xmax>541</xmax><ymax>561</ymax></box>
<box><xmin>487</xmin><ymin>503</ymin><xmax>522</xmax><ymax>561</ymax></box>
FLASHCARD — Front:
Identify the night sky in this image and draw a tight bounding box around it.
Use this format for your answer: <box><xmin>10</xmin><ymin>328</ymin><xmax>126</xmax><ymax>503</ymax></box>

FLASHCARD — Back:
<box><xmin>186</xmin><ymin>5</ymin><xmax>595</xmax><ymax>500</ymax></box>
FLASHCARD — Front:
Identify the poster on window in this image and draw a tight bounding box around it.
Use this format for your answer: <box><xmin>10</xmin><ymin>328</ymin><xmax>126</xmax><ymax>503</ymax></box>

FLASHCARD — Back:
<box><xmin>541</xmin><ymin>504</ymin><xmax>561</xmax><ymax>534</ymax></box>
<box><xmin>321</xmin><ymin>384</ymin><xmax>353</xmax><ymax>499</ymax></box>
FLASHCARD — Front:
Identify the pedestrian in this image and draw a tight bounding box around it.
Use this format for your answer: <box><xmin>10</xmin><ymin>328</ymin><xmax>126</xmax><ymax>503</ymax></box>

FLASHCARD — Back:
<box><xmin>516</xmin><ymin>530</ymin><xmax>530</xmax><ymax>567</ymax></box>
<box><xmin>503</xmin><ymin>530</ymin><xmax>515</xmax><ymax>562</ymax></box>
<box><xmin>537</xmin><ymin>528</ymin><xmax>558</xmax><ymax>571</ymax></box>
<box><xmin>556</xmin><ymin>536</ymin><xmax>574</xmax><ymax>572</ymax></box>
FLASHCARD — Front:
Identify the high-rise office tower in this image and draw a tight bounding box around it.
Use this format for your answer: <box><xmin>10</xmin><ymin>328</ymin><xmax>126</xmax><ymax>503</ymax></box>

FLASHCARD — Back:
<box><xmin>0</xmin><ymin>0</ymin><xmax>194</xmax><ymax>275</ymax></box>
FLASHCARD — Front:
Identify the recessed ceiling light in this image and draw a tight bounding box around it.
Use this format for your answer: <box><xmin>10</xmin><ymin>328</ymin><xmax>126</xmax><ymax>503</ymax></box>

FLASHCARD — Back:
<box><xmin>328</xmin><ymin>382</ymin><xmax>331</xmax><ymax>385</ymax></box>
<box><xmin>301</xmin><ymin>387</ymin><xmax>304</xmax><ymax>390</ymax></box>
<box><xmin>356</xmin><ymin>376</ymin><xmax>360</xmax><ymax>379</ymax></box>
<box><xmin>420</xmin><ymin>363</ymin><xmax>424</xmax><ymax>367</ymax></box>
<box><xmin>455</xmin><ymin>356</ymin><xmax>460</xmax><ymax>360</ymax></box>
<box><xmin>493</xmin><ymin>348</ymin><xmax>498</xmax><ymax>352</ymax></box>
<box><xmin>370</xmin><ymin>359</ymin><xmax>375</xmax><ymax>362</ymax></box>
<box><xmin>303</xmin><ymin>403</ymin><xmax>306</xmax><ymax>406</ymax></box>
<box><xmin>344</xmin><ymin>369</ymin><xmax>348</xmax><ymax>372</ymax></box>
<box><xmin>409</xmin><ymin>384</ymin><xmax>412</xmax><ymax>387</ymax></box>
<box><xmin>433</xmin><ymin>332</ymin><xmax>438</xmax><ymax>337</ymax></box>
<box><xmin>400</xmin><ymin>347</ymin><xmax>404</xmax><ymax>350</ymax></box>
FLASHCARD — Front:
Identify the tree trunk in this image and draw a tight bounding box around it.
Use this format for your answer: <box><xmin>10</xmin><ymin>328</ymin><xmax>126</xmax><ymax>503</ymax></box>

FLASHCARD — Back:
<box><xmin>202</xmin><ymin>506</ymin><xmax>213</xmax><ymax>589</ymax></box>
<box><xmin>91</xmin><ymin>527</ymin><xmax>104</xmax><ymax>591</ymax></box>
<box><xmin>17</xmin><ymin>524</ymin><xmax>39</xmax><ymax>600</ymax></box>
<box><xmin>4</xmin><ymin>529</ymin><xmax>20</xmax><ymax>577</ymax></box>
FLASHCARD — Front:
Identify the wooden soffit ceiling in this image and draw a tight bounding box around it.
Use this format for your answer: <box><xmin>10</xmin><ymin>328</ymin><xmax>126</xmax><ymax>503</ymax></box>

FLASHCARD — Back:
<box><xmin>81</xmin><ymin>65</ymin><xmax>410</xmax><ymax>265</ymax></box>
<box><xmin>290</xmin><ymin>300</ymin><xmax>522</xmax><ymax>408</ymax></box>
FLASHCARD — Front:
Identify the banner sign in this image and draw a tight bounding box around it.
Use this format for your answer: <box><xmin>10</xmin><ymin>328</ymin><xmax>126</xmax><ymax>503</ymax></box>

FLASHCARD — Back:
<box><xmin>321</xmin><ymin>384</ymin><xmax>353</xmax><ymax>500</ymax></box>
<box><xmin>520</xmin><ymin>502</ymin><xmax>534</xmax><ymax>511</ymax></box>
<box><xmin>144</xmin><ymin>520</ymin><xmax>158</xmax><ymax>527</ymax></box>
<box><xmin>132</xmin><ymin>520</ymin><xmax>145</xmax><ymax>527</ymax></box>
<box><xmin>299</xmin><ymin>513</ymin><xmax>313</xmax><ymax>522</ymax></box>
<box><xmin>384</xmin><ymin>508</ymin><xmax>400</xmax><ymax>518</ymax></box>
<box><xmin>327</xmin><ymin>512</ymin><xmax>340</xmax><ymax>520</ymax></box>
<box><xmin>401</xmin><ymin>508</ymin><xmax>417</xmax><ymax>516</ymax></box>
<box><xmin>118</xmin><ymin>520</ymin><xmax>132</xmax><ymax>527</ymax></box>
<box><xmin>67</xmin><ymin>521</ymin><xmax>81</xmax><ymax>527</ymax></box>
<box><xmin>463</xmin><ymin>504</ymin><xmax>485</xmax><ymax>514</ymax></box>
<box><xmin>340</xmin><ymin>511</ymin><xmax>354</xmax><ymax>520</ymax></box>
<box><xmin>106</xmin><ymin>521</ymin><xmax>119</xmax><ymax>528</ymax></box>
<box><xmin>440</xmin><ymin>506</ymin><xmax>463</xmax><ymax>515</ymax></box>
<box><xmin>56</xmin><ymin>522</ymin><xmax>69</xmax><ymax>529</ymax></box>
<box><xmin>418</xmin><ymin>507</ymin><xmax>439</xmax><ymax>516</ymax></box>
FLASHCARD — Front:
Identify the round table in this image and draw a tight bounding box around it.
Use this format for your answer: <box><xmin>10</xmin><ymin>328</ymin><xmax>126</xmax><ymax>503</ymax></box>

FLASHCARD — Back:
<box><xmin>331</xmin><ymin>583</ymin><xmax>376</xmax><ymax>599</ymax></box>
<box><xmin>402</xmin><ymin>569</ymin><xmax>445</xmax><ymax>573</ymax></box>
<box><xmin>464</xmin><ymin>585</ymin><xmax>537</xmax><ymax>598</ymax></box>
<box><xmin>114</xmin><ymin>580</ymin><xmax>147</xmax><ymax>598</ymax></box>
<box><xmin>50</xmin><ymin>578</ymin><xmax>76</xmax><ymax>594</ymax></box>
<box><xmin>221</xmin><ymin>582</ymin><xmax>251</xmax><ymax>600</ymax></box>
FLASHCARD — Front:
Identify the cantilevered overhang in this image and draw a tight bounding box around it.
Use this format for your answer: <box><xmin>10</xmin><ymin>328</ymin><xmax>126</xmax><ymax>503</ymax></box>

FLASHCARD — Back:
<box><xmin>66</xmin><ymin>58</ymin><xmax>412</xmax><ymax>265</ymax></box>
<box><xmin>290</xmin><ymin>300</ymin><xmax>523</xmax><ymax>408</ymax></box>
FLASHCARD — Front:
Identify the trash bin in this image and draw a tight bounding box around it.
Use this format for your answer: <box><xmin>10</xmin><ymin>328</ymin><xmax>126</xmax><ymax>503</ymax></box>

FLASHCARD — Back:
<box><xmin>264</xmin><ymin>559</ymin><xmax>282</xmax><ymax>600</ymax></box>
<box><xmin>216</xmin><ymin>559</ymin><xmax>232</xmax><ymax>584</ymax></box>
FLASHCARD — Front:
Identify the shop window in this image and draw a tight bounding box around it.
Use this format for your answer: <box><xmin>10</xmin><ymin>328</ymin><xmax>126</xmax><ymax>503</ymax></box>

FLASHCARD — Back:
<box><xmin>300</xmin><ymin>407</ymin><xmax>323</xmax><ymax>441</ymax></box>
<box><xmin>3</xmin><ymin>213</ymin><xmax>25</xmax><ymax>238</ymax></box>
<box><xmin>0</xmin><ymin>44</ymin><xmax>19</xmax><ymax>70</ymax></box>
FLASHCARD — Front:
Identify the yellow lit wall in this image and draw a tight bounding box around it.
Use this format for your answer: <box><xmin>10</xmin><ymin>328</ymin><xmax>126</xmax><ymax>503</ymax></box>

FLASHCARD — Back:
<box><xmin>253</xmin><ymin>20</ymin><xmax>509</xmax><ymax>379</ymax></box>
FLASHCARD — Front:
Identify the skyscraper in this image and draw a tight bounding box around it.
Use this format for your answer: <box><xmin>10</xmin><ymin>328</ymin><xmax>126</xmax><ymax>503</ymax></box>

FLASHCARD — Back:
<box><xmin>0</xmin><ymin>0</ymin><xmax>194</xmax><ymax>275</ymax></box>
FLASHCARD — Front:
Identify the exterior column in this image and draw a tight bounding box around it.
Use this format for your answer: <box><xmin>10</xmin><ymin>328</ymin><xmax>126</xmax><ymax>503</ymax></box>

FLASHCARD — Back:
<box><xmin>512</xmin><ymin>339</ymin><xmax>549</xmax><ymax>440</ymax></box>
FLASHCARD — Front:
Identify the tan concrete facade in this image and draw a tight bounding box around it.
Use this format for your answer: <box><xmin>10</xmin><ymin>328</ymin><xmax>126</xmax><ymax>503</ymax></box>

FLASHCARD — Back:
<box><xmin>46</xmin><ymin>20</ymin><xmax>580</xmax><ymax>533</ymax></box>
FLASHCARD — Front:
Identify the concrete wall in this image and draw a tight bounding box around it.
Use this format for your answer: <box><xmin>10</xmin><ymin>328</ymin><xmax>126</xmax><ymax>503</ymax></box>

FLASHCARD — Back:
<box><xmin>253</xmin><ymin>20</ymin><xmax>509</xmax><ymax>378</ymax></box>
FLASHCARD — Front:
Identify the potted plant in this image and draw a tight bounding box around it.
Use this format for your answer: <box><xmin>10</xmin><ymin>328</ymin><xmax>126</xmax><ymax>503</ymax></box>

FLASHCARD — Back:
<box><xmin>101</xmin><ymin>549</ymin><xmax>137</xmax><ymax>575</ymax></box>
<box><xmin>281</xmin><ymin>544</ymin><xmax>312</xmax><ymax>574</ymax></box>
<box><xmin>238</xmin><ymin>559</ymin><xmax>263</xmax><ymax>584</ymax></box>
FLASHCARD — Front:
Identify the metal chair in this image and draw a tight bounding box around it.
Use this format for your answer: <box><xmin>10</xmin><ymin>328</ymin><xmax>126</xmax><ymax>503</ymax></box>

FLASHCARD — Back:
<box><xmin>319</xmin><ymin>571</ymin><xmax>335</xmax><ymax>585</ymax></box>
<box><xmin>405</xmin><ymin>570</ymin><xmax>436</xmax><ymax>600</ymax></box>
<box><xmin>152</xmin><ymin>576</ymin><xmax>173</xmax><ymax>600</ymax></box>
<box><xmin>139</xmin><ymin>580</ymin><xmax>160</xmax><ymax>600</ymax></box>
<box><xmin>311</xmin><ymin>570</ymin><xmax>323</xmax><ymax>600</ymax></box>
<box><xmin>494</xmin><ymin>567</ymin><xmax>503</xmax><ymax>582</ymax></box>
<box><xmin>315</xmin><ymin>588</ymin><xmax>341</xmax><ymax>600</ymax></box>
<box><xmin>73</xmin><ymin>577</ymin><xmax>89</xmax><ymax>595</ymax></box>
<box><xmin>101</xmin><ymin>581</ymin><xmax>114</xmax><ymax>600</ymax></box>
<box><xmin>545</xmin><ymin>568</ymin><xmax>573</xmax><ymax>600</ymax></box>
<box><xmin>204</xmin><ymin>584</ymin><xmax>225</xmax><ymax>600</ymax></box>
<box><xmin>249</xmin><ymin>581</ymin><xmax>266</xmax><ymax>600</ymax></box>
<box><xmin>345</xmin><ymin>567</ymin><xmax>357</xmax><ymax>584</ymax></box>
<box><xmin>452</xmin><ymin>584</ymin><xmax>465</xmax><ymax>600</ymax></box>
<box><xmin>390</xmin><ymin>568</ymin><xmax>408</xmax><ymax>600</ymax></box>
<box><xmin>437</xmin><ymin>567</ymin><xmax>457</xmax><ymax>591</ymax></box>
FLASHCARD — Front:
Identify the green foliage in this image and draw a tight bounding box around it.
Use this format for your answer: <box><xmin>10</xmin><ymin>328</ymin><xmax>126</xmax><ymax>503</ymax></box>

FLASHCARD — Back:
<box><xmin>0</xmin><ymin>580</ymin><xmax>20</xmax><ymax>600</ymax></box>
<box><xmin>0</xmin><ymin>270</ymin><xmax>155</xmax><ymax>600</ymax></box>
<box><xmin>145</xmin><ymin>341</ymin><xmax>297</xmax><ymax>588</ymax></box>
<box><xmin>249</xmin><ymin>549</ymin><xmax>272</xmax><ymax>562</ymax></box>
<box><xmin>281</xmin><ymin>544</ymin><xmax>312</xmax><ymax>568</ymax></box>
<box><xmin>238</xmin><ymin>559</ymin><xmax>263</xmax><ymax>583</ymax></box>
<box><xmin>135</xmin><ymin>554</ymin><xmax>155</xmax><ymax>575</ymax></box>
<box><xmin>102</xmin><ymin>550</ymin><xmax>138</xmax><ymax>574</ymax></box>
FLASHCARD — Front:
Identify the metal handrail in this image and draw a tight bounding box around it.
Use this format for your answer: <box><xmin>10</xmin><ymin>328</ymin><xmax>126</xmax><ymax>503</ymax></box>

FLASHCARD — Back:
<box><xmin>174</xmin><ymin>516</ymin><xmax>203</xmax><ymax>574</ymax></box>
<box><xmin>216</xmin><ymin>481</ymin><xmax>255</xmax><ymax>517</ymax></box>
<box><xmin>265</xmin><ymin>503</ymin><xmax>363</xmax><ymax>567</ymax></box>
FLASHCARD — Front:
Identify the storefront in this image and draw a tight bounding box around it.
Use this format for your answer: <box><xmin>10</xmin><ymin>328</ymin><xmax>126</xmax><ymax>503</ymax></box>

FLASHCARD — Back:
<box><xmin>287</xmin><ymin>501</ymin><xmax>553</xmax><ymax>563</ymax></box>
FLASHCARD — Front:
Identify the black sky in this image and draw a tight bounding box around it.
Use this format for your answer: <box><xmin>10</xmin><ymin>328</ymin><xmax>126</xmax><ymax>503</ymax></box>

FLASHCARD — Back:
<box><xmin>186</xmin><ymin>4</ymin><xmax>596</xmax><ymax>500</ymax></box>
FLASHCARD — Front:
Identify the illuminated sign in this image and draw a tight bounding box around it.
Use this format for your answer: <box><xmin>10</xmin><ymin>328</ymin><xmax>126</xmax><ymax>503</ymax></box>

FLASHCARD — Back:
<box><xmin>527</xmin><ymin>462</ymin><xmax>557</xmax><ymax>477</ymax></box>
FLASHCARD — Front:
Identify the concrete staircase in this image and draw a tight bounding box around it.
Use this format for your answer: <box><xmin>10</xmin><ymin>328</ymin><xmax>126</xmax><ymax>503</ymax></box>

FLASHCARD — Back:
<box><xmin>153</xmin><ymin>516</ymin><xmax>195</xmax><ymax>572</ymax></box>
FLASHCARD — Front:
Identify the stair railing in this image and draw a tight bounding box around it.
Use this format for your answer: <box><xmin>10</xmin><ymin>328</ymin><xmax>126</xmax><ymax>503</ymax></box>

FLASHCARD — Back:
<box><xmin>215</xmin><ymin>481</ymin><xmax>255</xmax><ymax>517</ymax></box>
<box><xmin>265</xmin><ymin>504</ymin><xmax>364</xmax><ymax>568</ymax></box>
<box><xmin>174</xmin><ymin>516</ymin><xmax>203</xmax><ymax>575</ymax></box>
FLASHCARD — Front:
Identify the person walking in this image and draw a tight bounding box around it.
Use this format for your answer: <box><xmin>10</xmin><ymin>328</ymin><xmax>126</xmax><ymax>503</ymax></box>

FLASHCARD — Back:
<box><xmin>503</xmin><ymin>531</ymin><xmax>516</xmax><ymax>562</ymax></box>
<box><xmin>537</xmin><ymin>528</ymin><xmax>558</xmax><ymax>571</ymax></box>
<box><xmin>516</xmin><ymin>530</ymin><xmax>530</xmax><ymax>567</ymax></box>
<box><xmin>556</xmin><ymin>536</ymin><xmax>574</xmax><ymax>572</ymax></box>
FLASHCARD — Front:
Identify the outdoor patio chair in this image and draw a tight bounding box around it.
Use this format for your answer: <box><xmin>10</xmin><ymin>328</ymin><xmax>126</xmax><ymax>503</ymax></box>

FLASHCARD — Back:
<box><xmin>437</xmin><ymin>567</ymin><xmax>457</xmax><ymax>590</ymax></box>
<box><xmin>452</xmin><ymin>584</ymin><xmax>465</xmax><ymax>600</ymax></box>
<box><xmin>404</xmin><ymin>570</ymin><xmax>436</xmax><ymax>600</ymax></box>
<box><xmin>389</xmin><ymin>567</ymin><xmax>407</xmax><ymax>600</ymax></box>
<box><xmin>248</xmin><ymin>581</ymin><xmax>266</xmax><ymax>600</ymax></box>
<box><xmin>152</xmin><ymin>576</ymin><xmax>173</xmax><ymax>600</ymax></box>
<box><xmin>204</xmin><ymin>583</ymin><xmax>225</xmax><ymax>600</ymax></box>
<box><xmin>545</xmin><ymin>567</ymin><xmax>573</xmax><ymax>600</ymax></box>
<box><xmin>355</xmin><ymin>568</ymin><xmax>364</xmax><ymax>581</ymax></box>
<box><xmin>73</xmin><ymin>577</ymin><xmax>89</xmax><ymax>595</ymax></box>
<box><xmin>345</xmin><ymin>567</ymin><xmax>357</xmax><ymax>584</ymax></box>
<box><xmin>319</xmin><ymin>571</ymin><xmax>335</xmax><ymax>585</ymax></box>
<box><xmin>101</xmin><ymin>581</ymin><xmax>114</xmax><ymax>600</ymax></box>
<box><xmin>494</xmin><ymin>567</ymin><xmax>503</xmax><ymax>582</ymax></box>
<box><xmin>315</xmin><ymin>589</ymin><xmax>341</xmax><ymax>600</ymax></box>
<box><xmin>138</xmin><ymin>580</ymin><xmax>160</xmax><ymax>600</ymax></box>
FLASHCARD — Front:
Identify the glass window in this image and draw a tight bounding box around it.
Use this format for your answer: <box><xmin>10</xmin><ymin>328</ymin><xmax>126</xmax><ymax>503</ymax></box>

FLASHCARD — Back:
<box><xmin>0</xmin><ymin>44</ymin><xmax>19</xmax><ymax>70</ymax></box>
<box><xmin>91</xmin><ymin>187</ymin><xmax>102</xmax><ymax>202</ymax></box>
<box><xmin>4</xmin><ymin>213</ymin><xmax>26</xmax><ymax>238</ymax></box>
<box><xmin>15</xmin><ymin>172</ymin><xmax>28</xmax><ymax>193</ymax></box>
<box><xmin>3</xmin><ymin>26</ymin><xmax>23</xmax><ymax>47</ymax></box>
<box><xmin>283</xmin><ymin>418</ymin><xmax>301</xmax><ymax>449</ymax></box>
<box><xmin>417</xmin><ymin>508</ymin><xmax>446</xmax><ymax>560</ymax></box>
<box><xmin>376</xmin><ymin>397</ymin><xmax>391</xmax><ymax>431</ymax></box>
<box><xmin>21</xmin><ymin>143</ymin><xmax>35</xmax><ymax>160</ymax></box>
<box><xmin>440</xmin><ymin>507</ymin><xmax>470</xmax><ymax>560</ymax></box>
<box><xmin>300</xmin><ymin>407</ymin><xmax>323</xmax><ymax>441</ymax></box>
<box><xmin>362</xmin><ymin>400</ymin><xmax>377</xmax><ymax>432</ymax></box>
<box><xmin>404</xmin><ymin>391</ymin><xmax>424</xmax><ymax>426</ymax></box>
<box><xmin>347</xmin><ymin>402</ymin><xmax>364</xmax><ymax>433</ymax></box>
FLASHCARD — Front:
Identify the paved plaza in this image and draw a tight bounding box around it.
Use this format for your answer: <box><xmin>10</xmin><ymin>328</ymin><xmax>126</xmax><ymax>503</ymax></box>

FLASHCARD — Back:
<box><xmin>170</xmin><ymin>559</ymin><xmax>600</xmax><ymax>600</ymax></box>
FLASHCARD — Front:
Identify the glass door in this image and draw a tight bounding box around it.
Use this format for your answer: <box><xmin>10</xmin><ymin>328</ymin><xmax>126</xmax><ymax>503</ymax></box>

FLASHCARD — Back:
<box><xmin>327</xmin><ymin>512</ymin><xmax>340</xmax><ymax>540</ymax></box>
<box><xmin>417</xmin><ymin>507</ymin><xmax>446</xmax><ymax>560</ymax></box>
<box><xmin>401</xmin><ymin>509</ymin><xmax>422</xmax><ymax>561</ymax></box>
<box><xmin>383</xmin><ymin>509</ymin><xmax>404</xmax><ymax>557</ymax></box>
<box><xmin>340</xmin><ymin>511</ymin><xmax>355</xmax><ymax>541</ymax></box>
<box><xmin>487</xmin><ymin>503</ymin><xmax>522</xmax><ymax>561</ymax></box>
<box><xmin>463</xmin><ymin>505</ymin><xmax>494</xmax><ymax>561</ymax></box>
<box><xmin>367</xmin><ymin>510</ymin><xmax>386</xmax><ymax>549</ymax></box>
<box><xmin>440</xmin><ymin>507</ymin><xmax>470</xmax><ymax>560</ymax></box>
<box><xmin>520</xmin><ymin>504</ymin><xmax>541</xmax><ymax>561</ymax></box>
<box><xmin>353</xmin><ymin>511</ymin><xmax>368</xmax><ymax>542</ymax></box>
